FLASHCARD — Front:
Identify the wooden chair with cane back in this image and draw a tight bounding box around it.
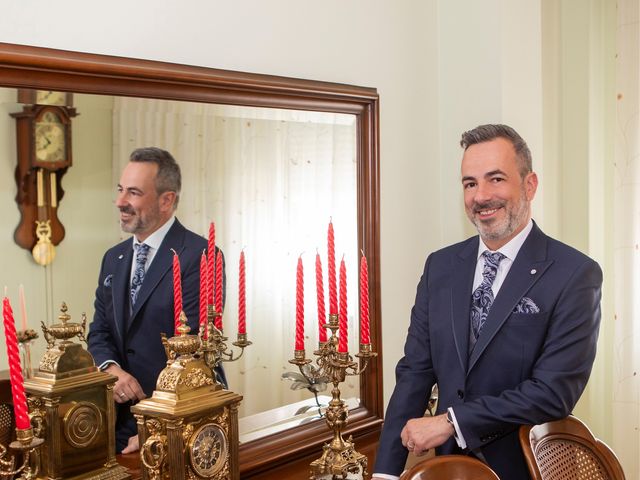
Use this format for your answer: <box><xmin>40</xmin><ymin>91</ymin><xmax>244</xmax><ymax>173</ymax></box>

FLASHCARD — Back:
<box><xmin>519</xmin><ymin>415</ymin><xmax>625</xmax><ymax>480</ymax></box>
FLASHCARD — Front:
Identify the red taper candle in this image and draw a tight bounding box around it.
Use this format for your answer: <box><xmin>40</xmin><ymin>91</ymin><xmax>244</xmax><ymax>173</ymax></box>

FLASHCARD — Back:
<box><xmin>215</xmin><ymin>251</ymin><xmax>223</xmax><ymax>330</ymax></box>
<box><xmin>328</xmin><ymin>220</ymin><xmax>337</xmax><ymax>316</ymax></box>
<box><xmin>2</xmin><ymin>297</ymin><xmax>30</xmax><ymax>430</ymax></box>
<box><xmin>172</xmin><ymin>250</ymin><xmax>182</xmax><ymax>333</ymax></box>
<box><xmin>238</xmin><ymin>250</ymin><xmax>246</xmax><ymax>335</ymax></box>
<box><xmin>295</xmin><ymin>256</ymin><xmax>304</xmax><ymax>350</ymax></box>
<box><xmin>207</xmin><ymin>223</ymin><xmax>215</xmax><ymax>306</ymax></box>
<box><xmin>338</xmin><ymin>257</ymin><xmax>348</xmax><ymax>353</ymax></box>
<box><xmin>199</xmin><ymin>251</ymin><xmax>208</xmax><ymax>339</ymax></box>
<box><xmin>316</xmin><ymin>252</ymin><xmax>327</xmax><ymax>342</ymax></box>
<box><xmin>360</xmin><ymin>255</ymin><xmax>370</xmax><ymax>345</ymax></box>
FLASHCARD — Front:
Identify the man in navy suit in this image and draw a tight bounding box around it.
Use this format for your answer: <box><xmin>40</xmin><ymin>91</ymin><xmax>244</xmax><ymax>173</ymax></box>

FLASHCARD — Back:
<box><xmin>87</xmin><ymin>147</ymin><xmax>225</xmax><ymax>454</ymax></box>
<box><xmin>372</xmin><ymin>125</ymin><xmax>602</xmax><ymax>479</ymax></box>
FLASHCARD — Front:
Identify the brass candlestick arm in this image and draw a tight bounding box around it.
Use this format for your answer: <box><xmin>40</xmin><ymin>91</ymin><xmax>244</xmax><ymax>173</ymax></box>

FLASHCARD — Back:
<box><xmin>353</xmin><ymin>344</ymin><xmax>378</xmax><ymax>376</ymax></box>
<box><xmin>289</xmin><ymin>349</ymin><xmax>312</xmax><ymax>368</ymax></box>
<box><xmin>0</xmin><ymin>427</ymin><xmax>45</xmax><ymax>480</ymax></box>
<box><xmin>199</xmin><ymin>305</ymin><xmax>252</xmax><ymax>373</ymax></box>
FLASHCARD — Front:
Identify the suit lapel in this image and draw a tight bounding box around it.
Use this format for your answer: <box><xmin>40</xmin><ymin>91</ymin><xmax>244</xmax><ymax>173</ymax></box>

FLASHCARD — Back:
<box><xmin>468</xmin><ymin>223</ymin><xmax>553</xmax><ymax>373</ymax></box>
<box><xmin>112</xmin><ymin>242</ymin><xmax>134</xmax><ymax>348</ymax></box>
<box><xmin>129</xmin><ymin>221</ymin><xmax>186</xmax><ymax>327</ymax></box>
<box><xmin>450</xmin><ymin>238</ymin><xmax>478</xmax><ymax>373</ymax></box>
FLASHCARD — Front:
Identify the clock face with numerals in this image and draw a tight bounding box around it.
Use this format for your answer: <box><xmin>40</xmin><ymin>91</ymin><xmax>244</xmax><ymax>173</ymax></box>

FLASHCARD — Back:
<box><xmin>189</xmin><ymin>423</ymin><xmax>228</xmax><ymax>477</ymax></box>
<box><xmin>34</xmin><ymin>110</ymin><xmax>66</xmax><ymax>163</ymax></box>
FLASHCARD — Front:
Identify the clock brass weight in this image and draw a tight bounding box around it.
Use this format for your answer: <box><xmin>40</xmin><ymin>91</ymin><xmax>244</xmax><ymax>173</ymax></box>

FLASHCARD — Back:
<box><xmin>23</xmin><ymin>302</ymin><xmax>130</xmax><ymax>480</ymax></box>
<box><xmin>290</xmin><ymin>314</ymin><xmax>376</xmax><ymax>480</ymax></box>
<box><xmin>132</xmin><ymin>307</ymin><xmax>251</xmax><ymax>480</ymax></box>
<box><xmin>11</xmin><ymin>89</ymin><xmax>78</xmax><ymax>266</ymax></box>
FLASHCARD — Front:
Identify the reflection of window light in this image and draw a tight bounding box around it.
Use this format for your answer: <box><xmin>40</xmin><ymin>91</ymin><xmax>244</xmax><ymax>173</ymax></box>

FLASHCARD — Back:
<box><xmin>113</xmin><ymin>98</ymin><xmax>360</xmax><ymax>422</ymax></box>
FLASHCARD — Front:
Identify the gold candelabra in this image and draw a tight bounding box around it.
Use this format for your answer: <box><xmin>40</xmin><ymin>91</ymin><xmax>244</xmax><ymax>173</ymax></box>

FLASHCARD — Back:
<box><xmin>289</xmin><ymin>313</ymin><xmax>376</xmax><ymax>480</ymax></box>
<box><xmin>198</xmin><ymin>305</ymin><xmax>252</xmax><ymax>373</ymax></box>
<box><xmin>0</xmin><ymin>427</ymin><xmax>44</xmax><ymax>480</ymax></box>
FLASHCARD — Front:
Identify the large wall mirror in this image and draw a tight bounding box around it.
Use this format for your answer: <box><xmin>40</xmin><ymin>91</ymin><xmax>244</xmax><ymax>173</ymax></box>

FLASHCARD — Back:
<box><xmin>0</xmin><ymin>43</ymin><xmax>381</xmax><ymax>477</ymax></box>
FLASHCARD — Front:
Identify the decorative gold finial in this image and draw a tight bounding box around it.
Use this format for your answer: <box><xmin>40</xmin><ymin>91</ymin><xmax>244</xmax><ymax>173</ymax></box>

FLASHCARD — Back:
<box><xmin>58</xmin><ymin>302</ymin><xmax>70</xmax><ymax>325</ymax></box>
<box><xmin>41</xmin><ymin>302</ymin><xmax>86</xmax><ymax>347</ymax></box>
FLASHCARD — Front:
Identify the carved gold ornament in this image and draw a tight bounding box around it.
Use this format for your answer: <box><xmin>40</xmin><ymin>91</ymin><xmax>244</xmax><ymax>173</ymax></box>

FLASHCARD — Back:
<box><xmin>63</xmin><ymin>402</ymin><xmax>102</xmax><ymax>448</ymax></box>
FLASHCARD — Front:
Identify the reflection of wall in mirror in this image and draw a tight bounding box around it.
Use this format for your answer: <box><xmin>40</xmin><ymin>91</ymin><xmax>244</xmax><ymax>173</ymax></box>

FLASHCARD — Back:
<box><xmin>0</xmin><ymin>88</ymin><xmax>116</xmax><ymax>372</ymax></box>
<box><xmin>112</xmin><ymin>97</ymin><xmax>361</xmax><ymax>418</ymax></box>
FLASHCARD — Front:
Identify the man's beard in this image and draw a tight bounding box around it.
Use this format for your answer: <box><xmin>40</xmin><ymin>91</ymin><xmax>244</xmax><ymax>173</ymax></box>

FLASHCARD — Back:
<box><xmin>119</xmin><ymin>205</ymin><xmax>158</xmax><ymax>235</ymax></box>
<box><xmin>468</xmin><ymin>191</ymin><xmax>529</xmax><ymax>244</ymax></box>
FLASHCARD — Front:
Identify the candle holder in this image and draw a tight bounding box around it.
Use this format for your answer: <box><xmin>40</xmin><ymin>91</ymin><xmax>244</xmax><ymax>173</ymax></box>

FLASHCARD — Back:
<box><xmin>289</xmin><ymin>313</ymin><xmax>376</xmax><ymax>480</ymax></box>
<box><xmin>17</xmin><ymin>329</ymin><xmax>38</xmax><ymax>380</ymax></box>
<box><xmin>198</xmin><ymin>305</ymin><xmax>252</xmax><ymax>375</ymax></box>
<box><xmin>0</xmin><ymin>426</ymin><xmax>44</xmax><ymax>480</ymax></box>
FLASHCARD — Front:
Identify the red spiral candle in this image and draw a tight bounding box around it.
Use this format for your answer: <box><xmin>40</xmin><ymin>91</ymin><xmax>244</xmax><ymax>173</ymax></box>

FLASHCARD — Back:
<box><xmin>316</xmin><ymin>252</ymin><xmax>327</xmax><ymax>343</ymax></box>
<box><xmin>295</xmin><ymin>256</ymin><xmax>304</xmax><ymax>351</ymax></box>
<box><xmin>328</xmin><ymin>220</ymin><xmax>337</xmax><ymax>316</ymax></box>
<box><xmin>2</xmin><ymin>297</ymin><xmax>30</xmax><ymax>430</ymax></box>
<box><xmin>360</xmin><ymin>254</ymin><xmax>370</xmax><ymax>345</ymax></box>
<box><xmin>207</xmin><ymin>222</ymin><xmax>215</xmax><ymax>306</ymax></box>
<box><xmin>173</xmin><ymin>250</ymin><xmax>182</xmax><ymax>333</ymax></box>
<box><xmin>338</xmin><ymin>257</ymin><xmax>348</xmax><ymax>353</ymax></box>
<box><xmin>199</xmin><ymin>251</ymin><xmax>208</xmax><ymax>339</ymax></box>
<box><xmin>215</xmin><ymin>251</ymin><xmax>223</xmax><ymax>330</ymax></box>
<box><xmin>238</xmin><ymin>250</ymin><xmax>246</xmax><ymax>335</ymax></box>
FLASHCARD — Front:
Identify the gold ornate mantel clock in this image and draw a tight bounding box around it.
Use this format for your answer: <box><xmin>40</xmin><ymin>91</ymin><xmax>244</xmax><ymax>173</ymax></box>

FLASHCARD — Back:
<box><xmin>132</xmin><ymin>314</ymin><xmax>243</xmax><ymax>480</ymax></box>
<box><xmin>11</xmin><ymin>89</ymin><xmax>78</xmax><ymax>266</ymax></box>
<box><xmin>24</xmin><ymin>302</ymin><xmax>130</xmax><ymax>480</ymax></box>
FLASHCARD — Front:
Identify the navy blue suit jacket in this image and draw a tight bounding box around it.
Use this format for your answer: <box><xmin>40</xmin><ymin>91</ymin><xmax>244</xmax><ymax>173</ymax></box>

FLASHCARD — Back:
<box><xmin>374</xmin><ymin>222</ymin><xmax>602</xmax><ymax>479</ymax></box>
<box><xmin>87</xmin><ymin>219</ymin><xmax>226</xmax><ymax>451</ymax></box>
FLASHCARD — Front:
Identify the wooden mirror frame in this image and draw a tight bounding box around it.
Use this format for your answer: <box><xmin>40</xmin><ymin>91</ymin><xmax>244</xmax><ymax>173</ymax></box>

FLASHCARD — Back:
<box><xmin>0</xmin><ymin>42</ymin><xmax>382</xmax><ymax>478</ymax></box>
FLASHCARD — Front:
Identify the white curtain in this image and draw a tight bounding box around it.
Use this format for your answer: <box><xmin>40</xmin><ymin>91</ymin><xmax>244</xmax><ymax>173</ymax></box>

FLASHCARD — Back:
<box><xmin>112</xmin><ymin>97</ymin><xmax>360</xmax><ymax>419</ymax></box>
<box><xmin>613</xmin><ymin>1</ymin><xmax>640</xmax><ymax>477</ymax></box>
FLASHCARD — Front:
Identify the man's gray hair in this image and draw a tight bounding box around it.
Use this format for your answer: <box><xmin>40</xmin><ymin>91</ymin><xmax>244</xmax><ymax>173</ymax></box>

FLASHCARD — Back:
<box><xmin>129</xmin><ymin>147</ymin><xmax>181</xmax><ymax>209</ymax></box>
<box><xmin>460</xmin><ymin>124</ymin><xmax>532</xmax><ymax>178</ymax></box>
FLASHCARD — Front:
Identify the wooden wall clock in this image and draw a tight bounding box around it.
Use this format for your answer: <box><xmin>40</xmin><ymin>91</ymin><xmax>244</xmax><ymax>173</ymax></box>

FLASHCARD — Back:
<box><xmin>11</xmin><ymin>90</ymin><xmax>78</xmax><ymax>266</ymax></box>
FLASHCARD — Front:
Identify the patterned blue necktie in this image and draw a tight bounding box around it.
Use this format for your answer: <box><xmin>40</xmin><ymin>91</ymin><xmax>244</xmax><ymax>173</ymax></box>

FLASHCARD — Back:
<box><xmin>130</xmin><ymin>243</ymin><xmax>150</xmax><ymax>306</ymax></box>
<box><xmin>469</xmin><ymin>251</ymin><xmax>505</xmax><ymax>352</ymax></box>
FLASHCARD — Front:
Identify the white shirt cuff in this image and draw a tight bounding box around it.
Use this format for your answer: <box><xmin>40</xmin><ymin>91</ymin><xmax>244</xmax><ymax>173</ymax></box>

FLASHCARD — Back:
<box><xmin>448</xmin><ymin>407</ymin><xmax>467</xmax><ymax>449</ymax></box>
<box><xmin>372</xmin><ymin>474</ymin><xmax>400</xmax><ymax>480</ymax></box>
<box><xmin>98</xmin><ymin>360</ymin><xmax>120</xmax><ymax>371</ymax></box>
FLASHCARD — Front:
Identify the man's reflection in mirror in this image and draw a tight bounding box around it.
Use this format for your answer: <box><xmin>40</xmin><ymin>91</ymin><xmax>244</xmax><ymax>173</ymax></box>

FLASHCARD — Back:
<box><xmin>87</xmin><ymin>147</ymin><xmax>226</xmax><ymax>453</ymax></box>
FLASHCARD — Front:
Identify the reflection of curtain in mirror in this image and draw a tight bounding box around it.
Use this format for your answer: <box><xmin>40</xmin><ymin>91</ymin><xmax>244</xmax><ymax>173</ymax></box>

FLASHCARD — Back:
<box><xmin>113</xmin><ymin>98</ymin><xmax>359</xmax><ymax>418</ymax></box>
<box><xmin>613</xmin><ymin>2</ymin><xmax>640</xmax><ymax>477</ymax></box>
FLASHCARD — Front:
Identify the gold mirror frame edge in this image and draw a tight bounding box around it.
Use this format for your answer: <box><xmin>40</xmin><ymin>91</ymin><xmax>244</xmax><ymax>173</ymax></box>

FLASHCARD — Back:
<box><xmin>0</xmin><ymin>42</ymin><xmax>382</xmax><ymax>477</ymax></box>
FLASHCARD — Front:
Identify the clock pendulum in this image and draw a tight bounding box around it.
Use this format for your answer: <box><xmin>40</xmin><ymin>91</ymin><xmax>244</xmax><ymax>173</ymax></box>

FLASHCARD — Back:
<box><xmin>31</xmin><ymin>168</ymin><xmax>56</xmax><ymax>266</ymax></box>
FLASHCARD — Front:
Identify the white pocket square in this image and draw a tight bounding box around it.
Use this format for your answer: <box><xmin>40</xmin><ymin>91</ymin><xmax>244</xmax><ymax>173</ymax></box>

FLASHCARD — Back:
<box><xmin>513</xmin><ymin>297</ymin><xmax>540</xmax><ymax>314</ymax></box>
